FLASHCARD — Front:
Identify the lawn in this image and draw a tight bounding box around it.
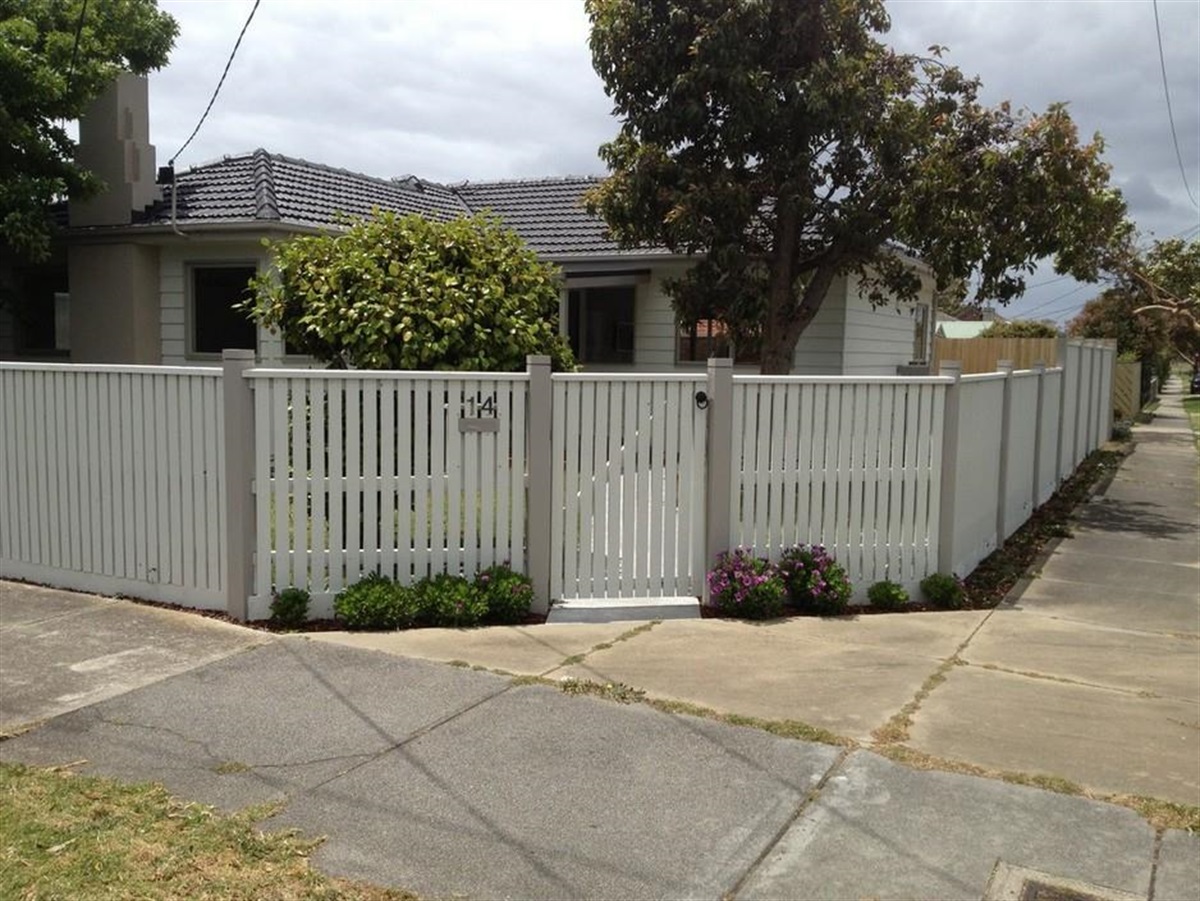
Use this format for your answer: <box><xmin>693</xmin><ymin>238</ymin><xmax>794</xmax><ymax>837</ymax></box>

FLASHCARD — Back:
<box><xmin>0</xmin><ymin>762</ymin><xmax>415</xmax><ymax>900</ymax></box>
<box><xmin>1183</xmin><ymin>396</ymin><xmax>1200</xmax><ymax>451</ymax></box>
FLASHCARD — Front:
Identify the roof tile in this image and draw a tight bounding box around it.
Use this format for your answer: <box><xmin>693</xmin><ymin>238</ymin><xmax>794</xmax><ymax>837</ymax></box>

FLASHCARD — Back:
<box><xmin>136</xmin><ymin>151</ymin><xmax>667</xmax><ymax>258</ymax></box>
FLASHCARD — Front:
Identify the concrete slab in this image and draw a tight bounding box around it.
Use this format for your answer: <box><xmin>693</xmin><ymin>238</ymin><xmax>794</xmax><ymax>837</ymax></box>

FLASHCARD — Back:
<box><xmin>1044</xmin><ymin>531</ymin><xmax>1200</xmax><ymax>566</ymax></box>
<box><xmin>555</xmin><ymin>617</ymin><xmax>965</xmax><ymax>741</ymax></box>
<box><xmin>964</xmin><ymin>609</ymin><xmax>1200</xmax><ymax>701</ymax></box>
<box><xmin>307</xmin><ymin>622</ymin><xmax>641</xmax><ymax>676</ymax></box>
<box><xmin>0</xmin><ymin>579</ymin><xmax>113</xmax><ymax>626</ymax></box>
<box><xmin>0</xmin><ymin>639</ymin><xmax>509</xmax><ymax>812</ymax></box>
<box><xmin>0</xmin><ymin>582</ymin><xmax>268</xmax><ymax>733</ymax></box>
<box><xmin>1029</xmin><ymin>549</ymin><xmax>1200</xmax><ymax>598</ymax></box>
<box><xmin>275</xmin><ymin>684</ymin><xmax>841</xmax><ymax>901</ymax></box>
<box><xmin>740</xmin><ymin>751</ymin><xmax>1155</xmax><ymax>901</ymax></box>
<box><xmin>1155</xmin><ymin>830</ymin><xmax>1200</xmax><ymax>901</ymax></box>
<box><xmin>907</xmin><ymin>665</ymin><xmax>1200</xmax><ymax>805</ymax></box>
<box><xmin>1009</xmin><ymin>578</ymin><xmax>1200</xmax><ymax>636</ymax></box>
<box><xmin>1071</xmin><ymin>499</ymin><xmax>1197</xmax><ymax>543</ymax></box>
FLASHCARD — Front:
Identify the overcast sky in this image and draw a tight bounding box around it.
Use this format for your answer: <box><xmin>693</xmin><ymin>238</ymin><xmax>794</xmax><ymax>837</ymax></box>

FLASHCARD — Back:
<box><xmin>149</xmin><ymin>0</ymin><xmax>1200</xmax><ymax>323</ymax></box>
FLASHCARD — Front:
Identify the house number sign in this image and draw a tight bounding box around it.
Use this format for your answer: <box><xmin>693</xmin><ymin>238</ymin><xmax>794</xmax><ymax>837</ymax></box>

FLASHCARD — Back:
<box><xmin>459</xmin><ymin>391</ymin><xmax>500</xmax><ymax>432</ymax></box>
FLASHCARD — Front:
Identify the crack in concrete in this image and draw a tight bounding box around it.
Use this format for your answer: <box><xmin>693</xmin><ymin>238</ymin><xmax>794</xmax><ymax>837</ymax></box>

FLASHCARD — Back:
<box><xmin>964</xmin><ymin>662</ymin><xmax>1169</xmax><ymax>699</ymax></box>
<box><xmin>543</xmin><ymin>618</ymin><xmax>663</xmax><ymax>676</ymax></box>
<box><xmin>724</xmin><ymin>746</ymin><xmax>855</xmax><ymax>900</ymax></box>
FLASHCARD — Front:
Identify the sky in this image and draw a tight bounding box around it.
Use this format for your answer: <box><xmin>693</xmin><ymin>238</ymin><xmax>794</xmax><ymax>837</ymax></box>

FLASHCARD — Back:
<box><xmin>146</xmin><ymin>0</ymin><xmax>1200</xmax><ymax>324</ymax></box>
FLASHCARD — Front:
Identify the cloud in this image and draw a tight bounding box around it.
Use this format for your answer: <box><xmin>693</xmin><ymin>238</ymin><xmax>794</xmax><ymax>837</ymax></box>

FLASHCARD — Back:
<box><xmin>152</xmin><ymin>0</ymin><xmax>1200</xmax><ymax>239</ymax></box>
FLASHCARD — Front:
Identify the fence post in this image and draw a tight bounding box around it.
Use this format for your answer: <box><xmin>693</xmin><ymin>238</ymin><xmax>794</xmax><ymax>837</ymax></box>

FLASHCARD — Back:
<box><xmin>1031</xmin><ymin>361</ymin><xmax>1046</xmax><ymax>506</ymax></box>
<box><xmin>525</xmin><ymin>355</ymin><xmax>552</xmax><ymax>614</ymax></box>
<box><xmin>937</xmin><ymin>361</ymin><xmax>962</xmax><ymax>575</ymax></box>
<box><xmin>223</xmin><ymin>349</ymin><xmax>256</xmax><ymax>622</ymax></box>
<box><xmin>995</xmin><ymin>360</ymin><xmax>1014</xmax><ymax>542</ymax></box>
<box><xmin>704</xmin><ymin>358</ymin><xmax>734</xmax><ymax>604</ymax></box>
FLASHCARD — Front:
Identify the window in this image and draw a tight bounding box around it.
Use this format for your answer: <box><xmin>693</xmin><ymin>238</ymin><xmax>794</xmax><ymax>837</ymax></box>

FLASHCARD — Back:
<box><xmin>567</xmin><ymin>286</ymin><xmax>635</xmax><ymax>364</ymax></box>
<box><xmin>677</xmin><ymin>317</ymin><xmax>760</xmax><ymax>365</ymax></box>
<box><xmin>11</xmin><ymin>261</ymin><xmax>69</xmax><ymax>355</ymax></box>
<box><xmin>191</xmin><ymin>265</ymin><xmax>257</xmax><ymax>355</ymax></box>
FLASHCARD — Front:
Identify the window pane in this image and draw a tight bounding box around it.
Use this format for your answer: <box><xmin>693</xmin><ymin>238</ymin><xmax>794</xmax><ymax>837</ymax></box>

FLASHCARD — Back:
<box><xmin>677</xmin><ymin>319</ymin><xmax>730</xmax><ymax>362</ymax></box>
<box><xmin>569</xmin><ymin>286</ymin><xmax>635</xmax><ymax>364</ymax></box>
<box><xmin>193</xmin><ymin>266</ymin><xmax>257</xmax><ymax>354</ymax></box>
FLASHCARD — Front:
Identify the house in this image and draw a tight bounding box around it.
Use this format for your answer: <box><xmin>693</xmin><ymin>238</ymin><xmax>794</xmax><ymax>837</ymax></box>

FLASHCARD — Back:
<box><xmin>0</xmin><ymin>74</ymin><xmax>935</xmax><ymax>374</ymax></box>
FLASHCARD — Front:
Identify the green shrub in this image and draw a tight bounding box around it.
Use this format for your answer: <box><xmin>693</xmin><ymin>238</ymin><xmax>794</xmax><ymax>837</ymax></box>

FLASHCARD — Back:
<box><xmin>269</xmin><ymin>587</ymin><xmax>311</xmax><ymax>628</ymax></box>
<box><xmin>706</xmin><ymin>549</ymin><xmax>787</xmax><ymax>620</ymax></box>
<box><xmin>777</xmin><ymin>544</ymin><xmax>853</xmax><ymax>616</ymax></box>
<box><xmin>414</xmin><ymin>573</ymin><xmax>487</xmax><ymax>627</ymax></box>
<box><xmin>921</xmin><ymin>572</ymin><xmax>966</xmax><ymax>609</ymax></box>
<box><xmin>867</xmin><ymin>579</ymin><xmax>909</xmax><ymax>612</ymax></box>
<box><xmin>333</xmin><ymin>573</ymin><xmax>418</xmax><ymax>630</ymax></box>
<box><xmin>475</xmin><ymin>563</ymin><xmax>534</xmax><ymax>624</ymax></box>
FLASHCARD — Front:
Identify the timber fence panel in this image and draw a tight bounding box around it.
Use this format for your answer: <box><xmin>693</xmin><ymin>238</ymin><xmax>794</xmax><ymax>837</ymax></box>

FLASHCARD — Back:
<box><xmin>729</xmin><ymin>376</ymin><xmax>947</xmax><ymax>594</ymax></box>
<box><xmin>1112</xmin><ymin>360</ymin><xmax>1141</xmax><ymax>420</ymax></box>
<box><xmin>947</xmin><ymin>373</ymin><xmax>1005</xmax><ymax>577</ymax></box>
<box><xmin>0</xmin><ymin>363</ymin><xmax>225</xmax><ymax>607</ymax></box>
<box><xmin>1060</xmin><ymin>342</ymin><xmax>1082</xmax><ymax>475</ymax></box>
<box><xmin>934</xmin><ymin>337</ymin><xmax>1061</xmax><ymax>374</ymax></box>
<box><xmin>551</xmin><ymin>373</ymin><xmax>706</xmax><ymax>599</ymax></box>
<box><xmin>249</xmin><ymin>370</ymin><xmax>529</xmax><ymax>619</ymax></box>
<box><xmin>1038</xmin><ymin>369</ymin><xmax>1063</xmax><ymax>504</ymax></box>
<box><xmin>1002</xmin><ymin>372</ymin><xmax>1040</xmax><ymax>540</ymax></box>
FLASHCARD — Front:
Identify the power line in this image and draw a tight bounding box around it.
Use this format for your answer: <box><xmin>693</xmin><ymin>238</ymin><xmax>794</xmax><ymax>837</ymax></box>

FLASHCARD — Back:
<box><xmin>170</xmin><ymin>0</ymin><xmax>262</xmax><ymax>165</ymax></box>
<box><xmin>1019</xmin><ymin>282</ymin><xmax>1094</xmax><ymax>317</ymax></box>
<box><xmin>1152</xmin><ymin>0</ymin><xmax>1199</xmax><ymax>208</ymax></box>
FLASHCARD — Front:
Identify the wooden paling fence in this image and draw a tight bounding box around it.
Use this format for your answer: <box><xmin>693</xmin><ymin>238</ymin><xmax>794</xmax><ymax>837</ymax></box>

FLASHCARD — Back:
<box><xmin>1112</xmin><ymin>360</ymin><xmax>1142</xmax><ymax>419</ymax></box>
<box><xmin>934</xmin><ymin>336</ymin><xmax>1060</xmax><ymax>374</ymax></box>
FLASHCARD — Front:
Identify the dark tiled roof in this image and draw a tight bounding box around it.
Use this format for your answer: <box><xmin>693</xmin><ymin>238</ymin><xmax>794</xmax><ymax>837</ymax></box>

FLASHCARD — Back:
<box><xmin>135</xmin><ymin>149</ymin><xmax>668</xmax><ymax>258</ymax></box>
<box><xmin>456</xmin><ymin>177</ymin><xmax>612</xmax><ymax>257</ymax></box>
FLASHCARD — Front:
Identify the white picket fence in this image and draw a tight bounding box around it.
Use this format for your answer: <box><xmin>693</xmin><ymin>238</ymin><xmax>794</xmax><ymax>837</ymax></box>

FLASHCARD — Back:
<box><xmin>248</xmin><ymin>370</ymin><xmax>528</xmax><ymax>610</ymax></box>
<box><xmin>1</xmin><ymin>339</ymin><xmax>1116</xmax><ymax>618</ymax></box>
<box><xmin>0</xmin><ymin>363</ymin><xmax>225</xmax><ymax>608</ymax></box>
<box><xmin>730</xmin><ymin>377</ymin><xmax>947</xmax><ymax>589</ymax></box>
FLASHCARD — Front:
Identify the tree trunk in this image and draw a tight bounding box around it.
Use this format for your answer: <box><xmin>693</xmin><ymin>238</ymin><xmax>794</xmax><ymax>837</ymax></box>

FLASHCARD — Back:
<box><xmin>759</xmin><ymin>258</ymin><xmax>839</xmax><ymax>375</ymax></box>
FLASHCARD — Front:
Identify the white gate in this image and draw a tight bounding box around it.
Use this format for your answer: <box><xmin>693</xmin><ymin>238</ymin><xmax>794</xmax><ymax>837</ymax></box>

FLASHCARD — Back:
<box><xmin>550</xmin><ymin>374</ymin><xmax>707</xmax><ymax>599</ymax></box>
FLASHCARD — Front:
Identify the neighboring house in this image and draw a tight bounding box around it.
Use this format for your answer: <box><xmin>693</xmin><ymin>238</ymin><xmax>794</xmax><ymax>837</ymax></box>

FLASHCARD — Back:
<box><xmin>0</xmin><ymin>75</ymin><xmax>935</xmax><ymax>374</ymax></box>
<box><xmin>935</xmin><ymin>320</ymin><xmax>994</xmax><ymax>340</ymax></box>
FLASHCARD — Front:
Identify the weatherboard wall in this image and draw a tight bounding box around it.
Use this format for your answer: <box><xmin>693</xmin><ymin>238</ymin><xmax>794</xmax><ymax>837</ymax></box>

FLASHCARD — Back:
<box><xmin>840</xmin><ymin>273</ymin><xmax>934</xmax><ymax>376</ymax></box>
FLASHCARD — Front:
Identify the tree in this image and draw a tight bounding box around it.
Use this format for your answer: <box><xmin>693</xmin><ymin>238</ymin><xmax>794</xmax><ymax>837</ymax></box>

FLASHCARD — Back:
<box><xmin>584</xmin><ymin>0</ymin><xmax>1129</xmax><ymax>373</ymax></box>
<box><xmin>0</xmin><ymin>0</ymin><xmax>178</xmax><ymax>263</ymax></box>
<box><xmin>979</xmin><ymin>320</ymin><xmax>1059</xmax><ymax>338</ymax></box>
<box><xmin>244</xmin><ymin>211</ymin><xmax>575</xmax><ymax>372</ymax></box>
<box><xmin>1071</xmin><ymin>237</ymin><xmax>1200</xmax><ymax>369</ymax></box>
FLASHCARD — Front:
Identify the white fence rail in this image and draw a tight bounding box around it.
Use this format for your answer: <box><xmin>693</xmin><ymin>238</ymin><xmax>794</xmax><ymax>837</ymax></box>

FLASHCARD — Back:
<box><xmin>248</xmin><ymin>371</ymin><xmax>528</xmax><ymax>619</ymax></box>
<box><xmin>550</xmin><ymin>374</ymin><xmax>706</xmax><ymax>600</ymax></box>
<box><xmin>0</xmin><ymin>363</ymin><xmax>225</xmax><ymax>607</ymax></box>
<box><xmin>730</xmin><ymin>377</ymin><xmax>947</xmax><ymax>590</ymax></box>
<box><xmin>2</xmin><ymin>338</ymin><xmax>1115</xmax><ymax>618</ymax></box>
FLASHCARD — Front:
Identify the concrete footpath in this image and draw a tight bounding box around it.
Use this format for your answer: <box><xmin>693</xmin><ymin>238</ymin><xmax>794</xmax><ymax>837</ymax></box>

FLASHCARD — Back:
<box><xmin>1</xmin><ymin>389</ymin><xmax>1197</xmax><ymax>900</ymax></box>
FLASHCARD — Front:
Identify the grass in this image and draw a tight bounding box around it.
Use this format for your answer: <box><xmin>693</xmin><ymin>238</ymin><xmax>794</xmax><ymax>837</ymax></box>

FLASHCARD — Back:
<box><xmin>0</xmin><ymin>762</ymin><xmax>415</xmax><ymax>901</ymax></box>
<box><xmin>1183</xmin><ymin>396</ymin><xmax>1200</xmax><ymax>452</ymax></box>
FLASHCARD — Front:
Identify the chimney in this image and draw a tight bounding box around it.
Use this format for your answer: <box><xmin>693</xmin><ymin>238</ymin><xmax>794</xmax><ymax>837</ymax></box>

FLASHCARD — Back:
<box><xmin>981</xmin><ymin>305</ymin><xmax>996</xmax><ymax>321</ymax></box>
<box><xmin>70</xmin><ymin>73</ymin><xmax>161</xmax><ymax>227</ymax></box>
